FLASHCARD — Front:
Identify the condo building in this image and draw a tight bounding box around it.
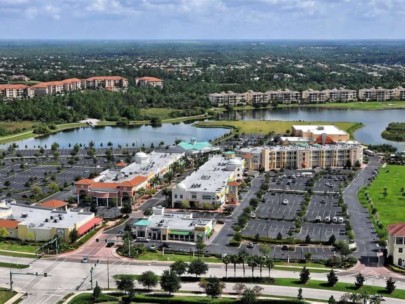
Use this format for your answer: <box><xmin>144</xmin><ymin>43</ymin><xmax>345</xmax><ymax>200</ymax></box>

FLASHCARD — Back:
<box><xmin>83</xmin><ymin>76</ymin><xmax>128</xmax><ymax>91</ymax></box>
<box><xmin>131</xmin><ymin>206</ymin><xmax>214</xmax><ymax>243</ymax></box>
<box><xmin>291</xmin><ymin>125</ymin><xmax>350</xmax><ymax>143</ymax></box>
<box><xmin>135</xmin><ymin>76</ymin><xmax>164</xmax><ymax>89</ymax></box>
<box><xmin>76</xmin><ymin>151</ymin><xmax>184</xmax><ymax>206</ymax></box>
<box><xmin>239</xmin><ymin>143</ymin><xmax>363</xmax><ymax>171</ymax></box>
<box><xmin>388</xmin><ymin>223</ymin><xmax>405</xmax><ymax>268</ymax></box>
<box><xmin>358</xmin><ymin>87</ymin><xmax>396</xmax><ymax>101</ymax></box>
<box><xmin>301</xmin><ymin>88</ymin><xmax>357</xmax><ymax>103</ymax></box>
<box><xmin>172</xmin><ymin>154</ymin><xmax>244</xmax><ymax>208</ymax></box>
<box><xmin>0</xmin><ymin>84</ymin><xmax>34</xmax><ymax>99</ymax></box>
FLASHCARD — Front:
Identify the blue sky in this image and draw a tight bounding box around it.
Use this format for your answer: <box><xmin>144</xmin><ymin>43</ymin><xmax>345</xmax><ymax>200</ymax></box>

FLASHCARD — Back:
<box><xmin>0</xmin><ymin>0</ymin><xmax>404</xmax><ymax>39</ymax></box>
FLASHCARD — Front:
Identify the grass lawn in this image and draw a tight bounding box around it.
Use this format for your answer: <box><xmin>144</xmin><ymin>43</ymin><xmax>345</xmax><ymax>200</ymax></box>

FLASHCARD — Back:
<box><xmin>0</xmin><ymin>121</ymin><xmax>35</xmax><ymax>133</ymax></box>
<box><xmin>0</xmin><ymin>288</ymin><xmax>17</xmax><ymax>304</ymax></box>
<box><xmin>140</xmin><ymin>108</ymin><xmax>182</xmax><ymax>119</ymax></box>
<box><xmin>137</xmin><ymin>252</ymin><xmax>222</xmax><ymax>263</ymax></box>
<box><xmin>68</xmin><ymin>293</ymin><xmax>119</xmax><ymax>304</ymax></box>
<box><xmin>0</xmin><ymin>250</ymin><xmax>37</xmax><ymax>258</ymax></box>
<box><xmin>0</xmin><ymin>241</ymin><xmax>38</xmax><ymax>253</ymax></box>
<box><xmin>301</xmin><ymin>100</ymin><xmax>405</xmax><ymax>110</ymax></box>
<box><xmin>0</xmin><ymin>262</ymin><xmax>29</xmax><ymax>269</ymax></box>
<box><xmin>195</xmin><ymin>120</ymin><xmax>362</xmax><ymax>138</ymax></box>
<box><xmin>358</xmin><ymin>165</ymin><xmax>405</xmax><ymax>228</ymax></box>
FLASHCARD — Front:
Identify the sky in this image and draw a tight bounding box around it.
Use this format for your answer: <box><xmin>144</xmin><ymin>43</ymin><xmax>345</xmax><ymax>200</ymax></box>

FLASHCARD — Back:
<box><xmin>0</xmin><ymin>0</ymin><xmax>404</xmax><ymax>40</ymax></box>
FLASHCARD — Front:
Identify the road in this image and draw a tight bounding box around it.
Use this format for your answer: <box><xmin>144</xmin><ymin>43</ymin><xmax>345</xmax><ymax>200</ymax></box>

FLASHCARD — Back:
<box><xmin>1</xmin><ymin>254</ymin><xmax>405</xmax><ymax>304</ymax></box>
<box><xmin>343</xmin><ymin>156</ymin><xmax>381</xmax><ymax>265</ymax></box>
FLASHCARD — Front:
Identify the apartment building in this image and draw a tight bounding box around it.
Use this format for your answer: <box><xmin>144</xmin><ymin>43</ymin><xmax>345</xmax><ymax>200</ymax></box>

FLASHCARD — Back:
<box><xmin>394</xmin><ymin>86</ymin><xmax>405</xmax><ymax>100</ymax></box>
<box><xmin>135</xmin><ymin>76</ymin><xmax>164</xmax><ymax>89</ymax></box>
<box><xmin>172</xmin><ymin>154</ymin><xmax>244</xmax><ymax>208</ymax></box>
<box><xmin>387</xmin><ymin>223</ymin><xmax>405</xmax><ymax>268</ymax></box>
<box><xmin>208</xmin><ymin>91</ymin><xmax>248</xmax><ymax>106</ymax></box>
<box><xmin>265</xmin><ymin>89</ymin><xmax>301</xmax><ymax>104</ymax></box>
<box><xmin>239</xmin><ymin>143</ymin><xmax>363</xmax><ymax>171</ymax></box>
<box><xmin>84</xmin><ymin>76</ymin><xmax>128</xmax><ymax>91</ymax></box>
<box><xmin>76</xmin><ymin>151</ymin><xmax>184</xmax><ymax>206</ymax></box>
<box><xmin>0</xmin><ymin>84</ymin><xmax>34</xmax><ymax>99</ymax></box>
<box><xmin>132</xmin><ymin>206</ymin><xmax>214</xmax><ymax>243</ymax></box>
<box><xmin>61</xmin><ymin>78</ymin><xmax>82</xmax><ymax>92</ymax></box>
<box><xmin>30</xmin><ymin>81</ymin><xmax>65</xmax><ymax>96</ymax></box>
<box><xmin>358</xmin><ymin>87</ymin><xmax>396</xmax><ymax>101</ymax></box>
<box><xmin>301</xmin><ymin>88</ymin><xmax>356</xmax><ymax>103</ymax></box>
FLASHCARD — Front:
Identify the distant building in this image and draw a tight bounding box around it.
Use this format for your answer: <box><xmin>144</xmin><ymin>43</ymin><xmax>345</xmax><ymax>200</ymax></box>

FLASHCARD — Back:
<box><xmin>0</xmin><ymin>84</ymin><xmax>34</xmax><ymax>99</ymax></box>
<box><xmin>84</xmin><ymin>76</ymin><xmax>128</xmax><ymax>91</ymax></box>
<box><xmin>169</xmin><ymin>138</ymin><xmax>219</xmax><ymax>155</ymax></box>
<box><xmin>131</xmin><ymin>206</ymin><xmax>214</xmax><ymax>243</ymax></box>
<box><xmin>76</xmin><ymin>151</ymin><xmax>184</xmax><ymax>206</ymax></box>
<box><xmin>0</xmin><ymin>199</ymin><xmax>101</xmax><ymax>242</ymax></box>
<box><xmin>38</xmin><ymin>200</ymin><xmax>68</xmax><ymax>211</ymax></box>
<box><xmin>172</xmin><ymin>153</ymin><xmax>244</xmax><ymax>208</ymax></box>
<box><xmin>135</xmin><ymin>76</ymin><xmax>164</xmax><ymax>89</ymax></box>
<box><xmin>358</xmin><ymin>87</ymin><xmax>396</xmax><ymax>101</ymax></box>
<box><xmin>30</xmin><ymin>81</ymin><xmax>65</xmax><ymax>96</ymax></box>
<box><xmin>10</xmin><ymin>75</ymin><xmax>30</xmax><ymax>82</ymax></box>
<box><xmin>302</xmin><ymin>88</ymin><xmax>356</xmax><ymax>103</ymax></box>
<box><xmin>292</xmin><ymin>125</ymin><xmax>350</xmax><ymax>143</ymax></box>
<box><xmin>387</xmin><ymin>223</ymin><xmax>405</xmax><ymax>268</ymax></box>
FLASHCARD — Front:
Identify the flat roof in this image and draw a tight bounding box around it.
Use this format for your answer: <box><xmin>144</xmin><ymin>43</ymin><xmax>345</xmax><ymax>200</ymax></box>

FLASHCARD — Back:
<box><xmin>2</xmin><ymin>201</ymin><xmax>94</xmax><ymax>230</ymax></box>
<box><xmin>177</xmin><ymin>155</ymin><xmax>242</xmax><ymax>193</ymax></box>
<box><xmin>95</xmin><ymin>151</ymin><xmax>183</xmax><ymax>184</ymax></box>
<box><xmin>292</xmin><ymin>125</ymin><xmax>347</xmax><ymax>135</ymax></box>
<box><xmin>134</xmin><ymin>213</ymin><xmax>212</xmax><ymax>231</ymax></box>
<box><xmin>239</xmin><ymin>143</ymin><xmax>361</xmax><ymax>153</ymax></box>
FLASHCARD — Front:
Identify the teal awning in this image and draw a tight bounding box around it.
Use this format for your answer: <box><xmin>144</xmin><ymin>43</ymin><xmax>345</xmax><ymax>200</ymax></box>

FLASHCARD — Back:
<box><xmin>133</xmin><ymin>219</ymin><xmax>151</xmax><ymax>226</ymax></box>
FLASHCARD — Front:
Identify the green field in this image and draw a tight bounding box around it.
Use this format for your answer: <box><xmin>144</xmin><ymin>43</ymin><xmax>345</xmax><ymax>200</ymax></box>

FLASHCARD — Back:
<box><xmin>381</xmin><ymin>122</ymin><xmax>405</xmax><ymax>142</ymax></box>
<box><xmin>195</xmin><ymin>120</ymin><xmax>362</xmax><ymax>138</ymax></box>
<box><xmin>140</xmin><ymin>108</ymin><xmax>181</xmax><ymax>119</ymax></box>
<box><xmin>0</xmin><ymin>288</ymin><xmax>16</xmax><ymax>304</ymax></box>
<box><xmin>0</xmin><ymin>242</ymin><xmax>38</xmax><ymax>253</ymax></box>
<box><xmin>358</xmin><ymin>165</ymin><xmax>405</xmax><ymax>228</ymax></box>
<box><xmin>0</xmin><ymin>262</ymin><xmax>29</xmax><ymax>269</ymax></box>
<box><xmin>301</xmin><ymin>101</ymin><xmax>405</xmax><ymax>110</ymax></box>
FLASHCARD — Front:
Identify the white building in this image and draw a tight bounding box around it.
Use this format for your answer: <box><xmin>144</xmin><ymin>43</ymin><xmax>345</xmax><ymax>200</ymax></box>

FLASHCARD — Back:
<box><xmin>388</xmin><ymin>223</ymin><xmax>405</xmax><ymax>268</ymax></box>
<box><xmin>172</xmin><ymin>154</ymin><xmax>244</xmax><ymax>209</ymax></box>
<box><xmin>131</xmin><ymin>207</ymin><xmax>214</xmax><ymax>243</ymax></box>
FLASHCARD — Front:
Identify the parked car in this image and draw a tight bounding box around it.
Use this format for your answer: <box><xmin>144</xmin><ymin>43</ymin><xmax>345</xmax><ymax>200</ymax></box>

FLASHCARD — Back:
<box><xmin>250</xmin><ymin>212</ymin><xmax>256</xmax><ymax>219</ymax></box>
<box><xmin>338</xmin><ymin>217</ymin><xmax>345</xmax><ymax>223</ymax></box>
<box><xmin>315</xmin><ymin>216</ymin><xmax>322</xmax><ymax>222</ymax></box>
<box><xmin>135</xmin><ymin>237</ymin><xmax>150</xmax><ymax>243</ymax></box>
<box><xmin>149</xmin><ymin>244</ymin><xmax>157</xmax><ymax>251</ymax></box>
<box><xmin>282</xmin><ymin>199</ymin><xmax>289</xmax><ymax>205</ymax></box>
<box><xmin>81</xmin><ymin>256</ymin><xmax>89</xmax><ymax>263</ymax></box>
<box><xmin>332</xmin><ymin>216</ymin><xmax>338</xmax><ymax>223</ymax></box>
<box><xmin>247</xmin><ymin>242</ymin><xmax>254</xmax><ymax>249</ymax></box>
<box><xmin>325</xmin><ymin>216</ymin><xmax>331</xmax><ymax>223</ymax></box>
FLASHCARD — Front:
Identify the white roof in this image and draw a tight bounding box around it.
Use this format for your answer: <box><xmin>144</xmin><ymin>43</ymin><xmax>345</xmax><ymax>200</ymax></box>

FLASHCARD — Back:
<box><xmin>293</xmin><ymin>125</ymin><xmax>347</xmax><ymax>135</ymax></box>
<box><xmin>144</xmin><ymin>212</ymin><xmax>212</xmax><ymax>230</ymax></box>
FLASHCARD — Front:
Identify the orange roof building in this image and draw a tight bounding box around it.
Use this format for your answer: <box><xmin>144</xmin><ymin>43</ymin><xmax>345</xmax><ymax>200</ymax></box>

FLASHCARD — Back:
<box><xmin>135</xmin><ymin>76</ymin><xmax>164</xmax><ymax>88</ymax></box>
<box><xmin>388</xmin><ymin>223</ymin><xmax>405</xmax><ymax>267</ymax></box>
<box><xmin>0</xmin><ymin>84</ymin><xmax>33</xmax><ymax>99</ymax></box>
<box><xmin>38</xmin><ymin>200</ymin><xmax>68</xmax><ymax>210</ymax></box>
<box><xmin>0</xmin><ymin>219</ymin><xmax>20</xmax><ymax>229</ymax></box>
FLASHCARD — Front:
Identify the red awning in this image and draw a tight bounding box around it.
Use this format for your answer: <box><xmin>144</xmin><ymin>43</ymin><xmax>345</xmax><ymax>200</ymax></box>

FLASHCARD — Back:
<box><xmin>77</xmin><ymin>217</ymin><xmax>103</xmax><ymax>236</ymax></box>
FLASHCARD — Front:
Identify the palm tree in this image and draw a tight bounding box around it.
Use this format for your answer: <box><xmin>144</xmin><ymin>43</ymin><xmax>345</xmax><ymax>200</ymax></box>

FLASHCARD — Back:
<box><xmin>258</xmin><ymin>256</ymin><xmax>267</xmax><ymax>278</ymax></box>
<box><xmin>222</xmin><ymin>255</ymin><xmax>231</xmax><ymax>278</ymax></box>
<box><xmin>229</xmin><ymin>254</ymin><xmax>239</xmax><ymax>278</ymax></box>
<box><xmin>265</xmin><ymin>257</ymin><xmax>274</xmax><ymax>278</ymax></box>
<box><xmin>238</xmin><ymin>250</ymin><xmax>249</xmax><ymax>278</ymax></box>
<box><xmin>247</xmin><ymin>256</ymin><xmax>259</xmax><ymax>277</ymax></box>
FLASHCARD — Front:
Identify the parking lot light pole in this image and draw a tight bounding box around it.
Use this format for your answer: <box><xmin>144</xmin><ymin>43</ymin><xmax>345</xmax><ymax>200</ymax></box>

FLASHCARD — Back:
<box><xmin>90</xmin><ymin>266</ymin><xmax>94</xmax><ymax>289</ymax></box>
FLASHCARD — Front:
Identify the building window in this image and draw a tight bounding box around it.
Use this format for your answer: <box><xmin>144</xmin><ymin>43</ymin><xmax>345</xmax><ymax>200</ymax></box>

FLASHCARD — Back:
<box><xmin>400</xmin><ymin>248</ymin><xmax>403</xmax><ymax>253</ymax></box>
<box><xmin>174</xmin><ymin>195</ymin><xmax>178</xmax><ymax>199</ymax></box>
<box><xmin>180</xmin><ymin>195</ymin><xmax>183</xmax><ymax>199</ymax></box>
<box><xmin>191</xmin><ymin>195</ymin><xmax>197</xmax><ymax>199</ymax></box>
<box><xmin>396</xmin><ymin>237</ymin><xmax>404</xmax><ymax>245</ymax></box>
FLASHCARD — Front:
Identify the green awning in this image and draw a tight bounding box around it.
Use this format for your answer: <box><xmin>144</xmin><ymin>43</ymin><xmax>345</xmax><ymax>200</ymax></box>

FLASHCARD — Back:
<box><xmin>169</xmin><ymin>230</ymin><xmax>192</xmax><ymax>236</ymax></box>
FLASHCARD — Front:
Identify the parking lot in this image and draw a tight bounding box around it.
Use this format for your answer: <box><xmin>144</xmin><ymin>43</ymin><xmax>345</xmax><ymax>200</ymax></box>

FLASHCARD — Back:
<box><xmin>244</xmin><ymin>219</ymin><xmax>294</xmax><ymax>238</ymax></box>
<box><xmin>258</xmin><ymin>193</ymin><xmax>304</xmax><ymax>220</ymax></box>
<box><xmin>305</xmin><ymin>194</ymin><xmax>343</xmax><ymax>222</ymax></box>
<box><xmin>267</xmin><ymin>171</ymin><xmax>312</xmax><ymax>192</ymax></box>
<box><xmin>295</xmin><ymin>222</ymin><xmax>347</xmax><ymax>242</ymax></box>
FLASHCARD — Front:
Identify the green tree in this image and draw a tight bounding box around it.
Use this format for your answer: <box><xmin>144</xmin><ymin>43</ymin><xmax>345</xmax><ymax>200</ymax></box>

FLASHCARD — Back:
<box><xmin>305</xmin><ymin>234</ymin><xmax>311</xmax><ymax>243</ymax></box>
<box><xmin>115</xmin><ymin>275</ymin><xmax>135</xmax><ymax>295</ymax></box>
<box><xmin>138</xmin><ymin>271</ymin><xmax>158</xmax><ymax>291</ymax></box>
<box><xmin>265</xmin><ymin>257</ymin><xmax>274</xmax><ymax>278</ymax></box>
<box><xmin>328</xmin><ymin>295</ymin><xmax>336</xmax><ymax>304</ymax></box>
<box><xmin>93</xmin><ymin>281</ymin><xmax>101</xmax><ymax>302</ymax></box>
<box><xmin>297</xmin><ymin>287</ymin><xmax>303</xmax><ymax>301</ymax></box>
<box><xmin>48</xmin><ymin>181</ymin><xmax>59</xmax><ymax>193</ymax></box>
<box><xmin>222</xmin><ymin>255</ymin><xmax>231</xmax><ymax>278</ymax></box>
<box><xmin>299</xmin><ymin>266</ymin><xmax>310</xmax><ymax>284</ymax></box>
<box><xmin>385</xmin><ymin>277</ymin><xmax>396</xmax><ymax>294</ymax></box>
<box><xmin>170</xmin><ymin>260</ymin><xmax>188</xmax><ymax>276</ymax></box>
<box><xmin>160</xmin><ymin>270</ymin><xmax>181</xmax><ymax>295</ymax></box>
<box><xmin>69</xmin><ymin>228</ymin><xmax>79</xmax><ymax>243</ymax></box>
<box><xmin>196</xmin><ymin>237</ymin><xmax>206</xmax><ymax>258</ymax></box>
<box><xmin>327</xmin><ymin>269</ymin><xmax>339</xmax><ymax>287</ymax></box>
<box><xmin>238</xmin><ymin>249</ymin><xmax>249</xmax><ymax>278</ymax></box>
<box><xmin>188</xmin><ymin>259</ymin><xmax>208</xmax><ymax>277</ymax></box>
<box><xmin>0</xmin><ymin>227</ymin><xmax>9</xmax><ymax>239</ymax></box>
<box><xmin>121</xmin><ymin>202</ymin><xmax>132</xmax><ymax>215</ymax></box>
<box><xmin>229</xmin><ymin>254</ymin><xmax>239</xmax><ymax>278</ymax></box>
<box><xmin>354</xmin><ymin>273</ymin><xmax>365</xmax><ymax>289</ymax></box>
<box><xmin>241</xmin><ymin>285</ymin><xmax>263</xmax><ymax>304</ymax></box>
<box><xmin>247</xmin><ymin>256</ymin><xmax>259</xmax><ymax>277</ymax></box>
<box><xmin>328</xmin><ymin>234</ymin><xmax>336</xmax><ymax>245</ymax></box>
<box><xmin>199</xmin><ymin>277</ymin><xmax>225</xmax><ymax>299</ymax></box>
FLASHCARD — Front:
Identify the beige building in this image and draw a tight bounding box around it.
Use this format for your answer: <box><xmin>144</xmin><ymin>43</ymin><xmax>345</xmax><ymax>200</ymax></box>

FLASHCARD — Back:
<box><xmin>387</xmin><ymin>223</ymin><xmax>405</xmax><ymax>267</ymax></box>
<box><xmin>84</xmin><ymin>76</ymin><xmax>128</xmax><ymax>91</ymax></box>
<box><xmin>265</xmin><ymin>89</ymin><xmax>301</xmax><ymax>104</ymax></box>
<box><xmin>0</xmin><ymin>84</ymin><xmax>34</xmax><ymax>99</ymax></box>
<box><xmin>358</xmin><ymin>87</ymin><xmax>396</xmax><ymax>101</ymax></box>
<box><xmin>302</xmin><ymin>88</ymin><xmax>356</xmax><ymax>103</ymax></box>
<box><xmin>135</xmin><ymin>76</ymin><xmax>164</xmax><ymax>89</ymax></box>
<box><xmin>292</xmin><ymin>125</ymin><xmax>350</xmax><ymax>143</ymax></box>
<box><xmin>239</xmin><ymin>143</ymin><xmax>363</xmax><ymax>171</ymax></box>
<box><xmin>30</xmin><ymin>81</ymin><xmax>64</xmax><ymax>96</ymax></box>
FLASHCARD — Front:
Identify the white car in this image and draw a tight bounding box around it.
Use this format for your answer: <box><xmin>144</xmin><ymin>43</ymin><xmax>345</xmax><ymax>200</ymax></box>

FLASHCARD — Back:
<box><xmin>332</xmin><ymin>216</ymin><xmax>338</xmax><ymax>223</ymax></box>
<box><xmin>338</xmin><ymin>217</ymin><xmax>345</xmax><ymax>223</ymax></box>
<box><xmin>282</xmin><ymin>199</ymin><xmax>289</xmax><ymax>205</ymax></box>
<box><xmin>250</xmin><ymin>212</ymin><xmax>256</xmax><ymax>219</ymax></box>
<box><xmin>315</xmin><ymin>216</ymin><xmax>322</xmax><ymax>222</ymax></box>
<box><xmin>325</xmin><ymin>216</ymin><xmax>331</xmax><ymax>223</ymax></box>
<box><xmin>296</xmin><ymin>173</ymin><xmax>301</xmax><ymax>177</ymax></box>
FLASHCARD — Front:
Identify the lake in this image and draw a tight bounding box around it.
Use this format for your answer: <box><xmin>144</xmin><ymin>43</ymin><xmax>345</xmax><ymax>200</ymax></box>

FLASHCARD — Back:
<box><xmin>4</xmin><ymin>107</ymin><xmax>405</xmax><ymax>150</ymax></box>
<box><xmin>5</xmin><ymin>123</ymin><xmax>231</xmax><ymax>149</ymax></box>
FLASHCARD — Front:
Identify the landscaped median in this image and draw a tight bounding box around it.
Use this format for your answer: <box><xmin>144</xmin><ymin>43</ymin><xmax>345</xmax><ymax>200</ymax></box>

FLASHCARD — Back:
<box><xmin>0</xmin><ymin>288</ymin><xmax>17</xmax><ymax>304</ymax></box>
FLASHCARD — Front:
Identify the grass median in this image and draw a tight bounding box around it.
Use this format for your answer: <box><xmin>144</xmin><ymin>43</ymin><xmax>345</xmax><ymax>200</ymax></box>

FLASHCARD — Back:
<box><xmin>0</xmin><ymin>288</ymin><xmax>17</xmax><ymax>304</ymax></box>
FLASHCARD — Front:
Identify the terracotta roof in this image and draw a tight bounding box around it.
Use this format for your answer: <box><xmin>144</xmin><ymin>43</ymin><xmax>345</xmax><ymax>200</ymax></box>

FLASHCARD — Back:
<box><xmin>75</xmin><ymin>179</ymin><xmax>94</xmax><ymax>186</ymax></box>
<box><xmin>0</xmin><ymin>84</ymin><xmax>28</xmax><ymax>90</ymax></box>
<box><xmin>0</xmin><ymin>219</ymin><xmax>20</xmax><ymax>229</ymax></box>
<box><xmin>38</xmin><ymin>200</ymin><xmax>68</xmax><ymax>209</ymax></box>
<box><xmin>61</xmin><ymin>78</ymin><xmax>81</xmax><ymax>84</ymax></box>
<box><xmin>243</xmin><ymin>153</ymin><xmax>253</xmax><ymax>159</ymax></box>
<box><xmin>31</xmin><ymin>81</ymin><xmax>64</xmax><ymax>88</ymax></box>
<box><xmin>86</xmin><ymin>76</ymin><xmax>126</xmax><ymax>81</ymax></box>
<box><xmin>89</xmin><ymin>182</ymin><xmax>119</xmax><ymax>190</ymax></box>
<box><xmin>228</xmin><ymin>181</ymin><xmax>240</xmax><ymax>187</ymax></box>
<box><xmin>115</xmin><ymin>161</ymin><xmax>128</xmax><ymax>167</ymax></box>
<box><xmin>77</xmin><ymin>217</ymin><xmax>103</xmax><ymax>236</ymax></box>
<box><xmin>136</xmin><ymin>76</ymin><xmax>162</xmax><ymax>82</ymax></box>
<box><xmin>119</xmin><ymin>176</ymin><xmax>148</xmax><ymax>188</ymax></box>
<box><xmin>388</xmin><ymin>223</ymin><xmax>405</xmax><ymax>237</ymax></box>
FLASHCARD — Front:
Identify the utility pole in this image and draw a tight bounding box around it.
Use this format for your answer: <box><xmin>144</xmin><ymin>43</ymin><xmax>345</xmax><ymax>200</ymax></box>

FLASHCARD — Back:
<box><xmin>107</xmin><ymin>259</ymin><xmax>110</xmax><ymax>290</ymax></box>
<box><xmin>90</xmin><ymin>266</ymin><xmax>94</xmax><ymax>290</ymax></box>
<box><xmin>10</xmin><ymin>271</ymin><xmax>50</xmax><ymax>291</ymax></box>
